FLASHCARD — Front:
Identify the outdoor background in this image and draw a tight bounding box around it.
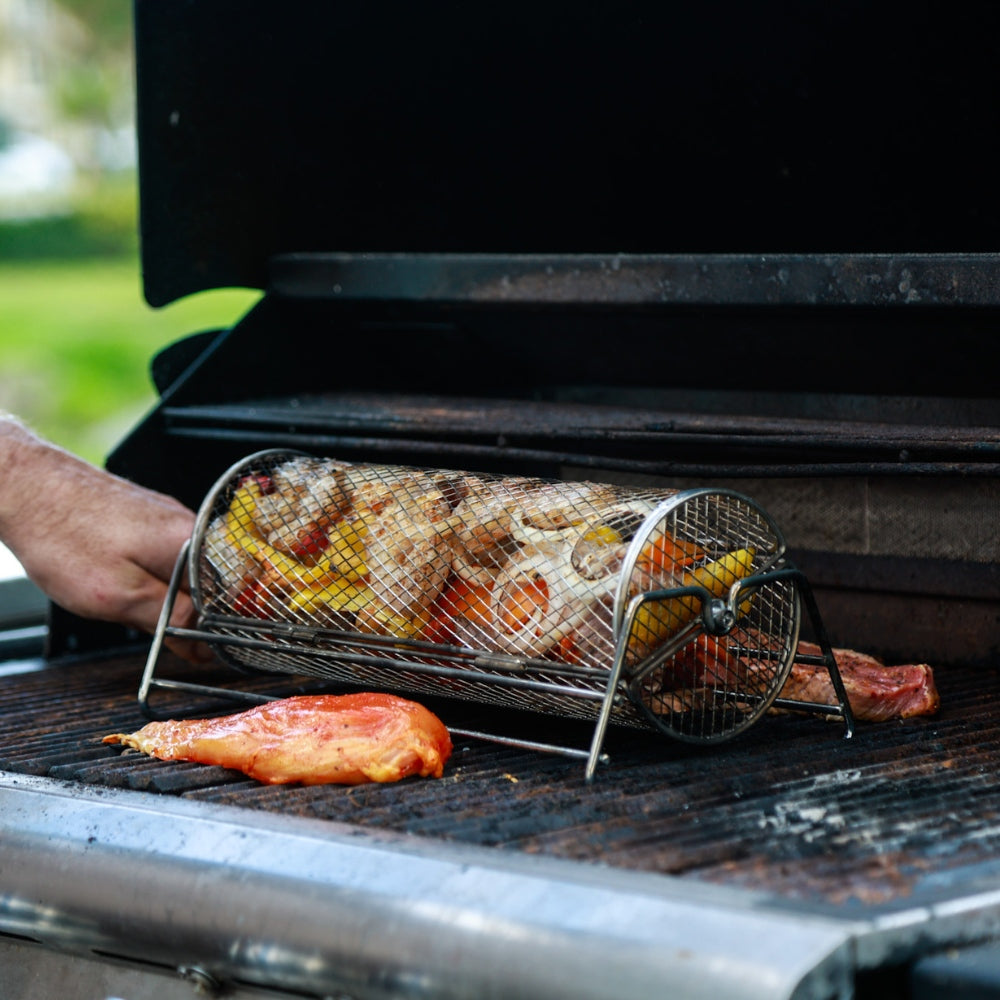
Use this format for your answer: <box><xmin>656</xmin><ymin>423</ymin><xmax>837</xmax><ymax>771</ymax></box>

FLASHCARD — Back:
<box><xmin>0</xmin><ymin>0</ymin><xmax>260</xmax><ymax>467</ymax></box>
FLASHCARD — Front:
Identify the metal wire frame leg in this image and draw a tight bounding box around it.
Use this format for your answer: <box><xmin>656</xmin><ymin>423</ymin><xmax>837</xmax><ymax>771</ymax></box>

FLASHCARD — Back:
<box><xmin>769</xmin><ymin>568</ymin><xmax>856</xmax><ymax>739</ymax></box>
<box><xmin>137</xmin><ymin>540</ymin><xmax>275</xmax><ymax>719</ymax></box>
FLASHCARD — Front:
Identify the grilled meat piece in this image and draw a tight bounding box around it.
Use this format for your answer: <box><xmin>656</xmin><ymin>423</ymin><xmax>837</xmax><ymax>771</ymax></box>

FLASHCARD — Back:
<box><xmin>782</xmin><ymin>642</ymin><xmax>940</xmax><ymax>721</ymax></box>
<box><xmin>641</xmin><ymin>637</ymin><xmax>940</xmax><ymax>723</ymax></box>
<box><xmin>512</xmin><ymin>479</ymin><xmax>618</xmax><ymax>531</ymax></box>
<box><xmin>103</xmin><ymin>692</ymin><xmax>452</xmax><ymax>785</ymax></box>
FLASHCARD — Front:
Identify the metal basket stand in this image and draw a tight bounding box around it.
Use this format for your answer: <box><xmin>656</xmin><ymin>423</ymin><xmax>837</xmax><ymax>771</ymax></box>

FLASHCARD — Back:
<box><xmin>137</xmin><ymin>542</ymin><xmax>855</xmax><ymax>782</ymax></box>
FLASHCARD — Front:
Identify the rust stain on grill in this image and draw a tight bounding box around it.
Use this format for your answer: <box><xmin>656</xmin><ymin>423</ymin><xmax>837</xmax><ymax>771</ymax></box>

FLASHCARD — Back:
<box><xmin>0</xmin><ymin>650</ymin><xmax>995</xmax><ymax>908</ymax></box>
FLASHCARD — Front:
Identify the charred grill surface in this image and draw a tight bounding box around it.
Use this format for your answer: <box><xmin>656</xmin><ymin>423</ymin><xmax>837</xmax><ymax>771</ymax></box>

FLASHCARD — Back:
<box><xmin>2</xmin><ymin>651</ymin><xmax>995</xmax><ymax>910</ymax></box>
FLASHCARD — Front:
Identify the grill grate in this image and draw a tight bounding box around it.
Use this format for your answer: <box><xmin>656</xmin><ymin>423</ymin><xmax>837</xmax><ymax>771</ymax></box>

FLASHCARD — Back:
<box><xmin>0</xmin><ymin>651</ymin><xmax>996</xmax><ymax>907</ymax></box>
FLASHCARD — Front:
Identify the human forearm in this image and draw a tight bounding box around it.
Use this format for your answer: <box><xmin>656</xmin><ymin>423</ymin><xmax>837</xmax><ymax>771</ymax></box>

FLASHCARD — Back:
<box><xmin>0</xmin><ymin>414</ymin><xmax>209</xmax><ymax>662</ymax></box>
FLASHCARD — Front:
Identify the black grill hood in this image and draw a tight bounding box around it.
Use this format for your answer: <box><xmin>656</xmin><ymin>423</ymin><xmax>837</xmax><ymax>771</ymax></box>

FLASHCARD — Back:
<box><xmin>134</xmin><ymin>0</ymin><xmax>1000</xmax><ymax>308</ymax></box>
<box><xmin>89</xmin><ymin>0</ymin><xmax>1000</xmax><ymax>669</ymax></box>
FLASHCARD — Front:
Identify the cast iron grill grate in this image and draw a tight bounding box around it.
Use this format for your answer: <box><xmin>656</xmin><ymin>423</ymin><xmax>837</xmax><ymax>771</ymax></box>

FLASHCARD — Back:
<box><xmin>0</xmin><ymin>652</ymin><xmax>994</xmax><ymax>907</ymax></box>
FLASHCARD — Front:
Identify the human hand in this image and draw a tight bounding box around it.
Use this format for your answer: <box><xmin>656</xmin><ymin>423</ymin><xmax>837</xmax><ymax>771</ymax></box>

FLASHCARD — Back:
<box><xmin>0</xmin><ymin>416</ymin><xmax>212</xmax><ymax>663</ymax></box>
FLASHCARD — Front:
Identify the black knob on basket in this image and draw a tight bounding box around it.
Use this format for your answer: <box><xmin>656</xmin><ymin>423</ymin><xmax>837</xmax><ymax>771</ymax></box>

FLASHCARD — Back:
<box><xmin>702</xmin><ymin>597</ymin><xmax>735</xmax><ymax>636</ymax></box>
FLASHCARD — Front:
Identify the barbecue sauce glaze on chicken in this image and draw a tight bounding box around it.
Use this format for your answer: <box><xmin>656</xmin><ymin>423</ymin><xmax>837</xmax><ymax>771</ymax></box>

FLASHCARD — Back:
<box><xmin>104</xmin><ymin>692</ymin><xmax>452</xmax><ymax>785</ymax></box>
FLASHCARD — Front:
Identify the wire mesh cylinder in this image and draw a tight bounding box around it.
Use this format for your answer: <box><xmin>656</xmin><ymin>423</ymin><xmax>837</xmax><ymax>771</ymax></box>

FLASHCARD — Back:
<box><xmin>190</xmin><ymin>450</ymin><xmax>800</xmax><ymax>742</ymax></box>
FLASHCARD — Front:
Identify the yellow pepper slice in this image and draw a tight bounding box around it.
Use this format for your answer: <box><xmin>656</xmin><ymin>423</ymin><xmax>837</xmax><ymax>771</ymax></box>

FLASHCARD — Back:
<box><xmin>287</xmin><ymin>579</ymin><xmax>374</xmax><ymax>615</ymax></box>
<box><xmin>356</xmin><ymin>603</ymin><xmax>432</xmax><ymax>639</ymax></box>
<box><xmin>225</xmin><ymin>480</ymin><xmax>266</xmax><ymax>537</ymax></box>
<box><xmin>628</xmin><ymin>547</ymin><xmax>756</xmax><ymax>654</ymax></box>
<box><xmin>582</xmin><ymin>524</ymin><xmax>622</xmax><ymax>546</ymax></box>
<box><xmin>317</xmin><ymin>519</ymin><xmax>369</xmax><ymax>582</ymax></box>
<box><xmin>223</xmin><ymin>481</ymin><xmax>368</xmax><ymax>591</ymax></box>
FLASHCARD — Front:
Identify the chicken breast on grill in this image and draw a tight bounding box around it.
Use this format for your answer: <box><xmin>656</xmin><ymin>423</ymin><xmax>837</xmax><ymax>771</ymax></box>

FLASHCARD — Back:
<box><xmin>103</xmin><ymin>692</ymin><xmax>453</xmax><ymax>785</ymax></box>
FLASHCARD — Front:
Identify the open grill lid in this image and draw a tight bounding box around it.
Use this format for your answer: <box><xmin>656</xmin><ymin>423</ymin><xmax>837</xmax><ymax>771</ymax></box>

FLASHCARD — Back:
<box><xmin>93</xmin><ymin>0</ymin><xmax>1000</xmax><ymax>671</ymax></box>
<box><xmin>134</xmin><ymin>1</ymin><xmax>1000</xmax><ymax>308</ymax></box>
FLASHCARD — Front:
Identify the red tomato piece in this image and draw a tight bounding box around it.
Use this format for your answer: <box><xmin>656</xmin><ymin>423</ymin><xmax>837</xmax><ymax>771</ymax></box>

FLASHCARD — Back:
<box><xmin>232</xmin><ymin>580</ymin><xmax>272</xmax><ymax>620</ymax></box>
<box><xmin>237</xmin><ymin>473</ymin><xmax>275</xmax><ymax>495</ymax></box>
<box><xmin>289</xmin><ymin>524</ymin><xmax>330</xmax><ymax>559</ymax></box>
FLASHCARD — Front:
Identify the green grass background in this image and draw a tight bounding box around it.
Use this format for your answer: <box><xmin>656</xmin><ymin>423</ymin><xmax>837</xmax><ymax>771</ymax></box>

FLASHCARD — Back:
<box><xmin>0</xmin><ymin>192</ymin><xmax>260</xmax><ymax>466</ymax></box>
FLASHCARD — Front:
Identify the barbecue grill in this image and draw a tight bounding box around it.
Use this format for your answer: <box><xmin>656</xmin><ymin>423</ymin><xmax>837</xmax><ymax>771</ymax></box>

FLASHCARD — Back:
<box><xmin>4</xmin><ymin>2</ymin><xmax>1000</xmax><ymax>998</ymax></box>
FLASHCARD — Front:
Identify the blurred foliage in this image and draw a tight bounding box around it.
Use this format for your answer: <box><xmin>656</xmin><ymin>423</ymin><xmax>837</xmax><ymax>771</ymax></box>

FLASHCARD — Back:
<box><xmin>0</xmin><ymin>255</ymin><xmax>260</xmax><ymax>465</ymax></box>
<box><xmin>0</xmin><ymin>172</ymin><xmax>260</xmax><ymax>465</ymax></box>
<box><xmin>0</xmin><ymin>214</ymin><xmax>133</xmax><ymax>258</ymax></box>
<box><xmin>60</xmin><ymin>0</ymin><xmax>133</xmax><ymax>49</ymax></box>
<box><xmin>0</xmin><ymin>3</ymin><xmax>261</xmax><ymax>467</ymax></box>
<box><xmin>0</xmin><ymin>175</ymin><xmax>137</xmax><ymax>258</ymax></box>
<box><xmin>56</xmin><ymin>63</ymin><xmax>122</xmax><ymax>124</ymax></box>
<box><xmin>42</xmin><ymin>1</ymin><xmax>135</xmax><ymax>136</ymax></box>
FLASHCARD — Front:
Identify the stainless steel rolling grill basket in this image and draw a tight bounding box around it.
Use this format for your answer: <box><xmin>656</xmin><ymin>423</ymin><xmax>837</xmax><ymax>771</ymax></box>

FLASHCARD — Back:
<box><xmin>140</xmin><ymin>450</ymin><xmax>854</xmax><ymax>778</ymax></box>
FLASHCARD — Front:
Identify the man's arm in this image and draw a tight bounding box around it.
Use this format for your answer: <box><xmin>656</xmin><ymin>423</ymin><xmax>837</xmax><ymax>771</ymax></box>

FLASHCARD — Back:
<box><xmin>0</xmin><ymin>414</ymin><xmax>210</xmax><ymax>662</ymax></box>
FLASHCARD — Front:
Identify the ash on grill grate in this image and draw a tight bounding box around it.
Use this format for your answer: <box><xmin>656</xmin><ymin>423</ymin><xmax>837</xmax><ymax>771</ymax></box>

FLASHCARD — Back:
<box><xmin>0</xmin><ymin>650</ymin><xmax>994</xmax><ymax>907</ymax></box>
